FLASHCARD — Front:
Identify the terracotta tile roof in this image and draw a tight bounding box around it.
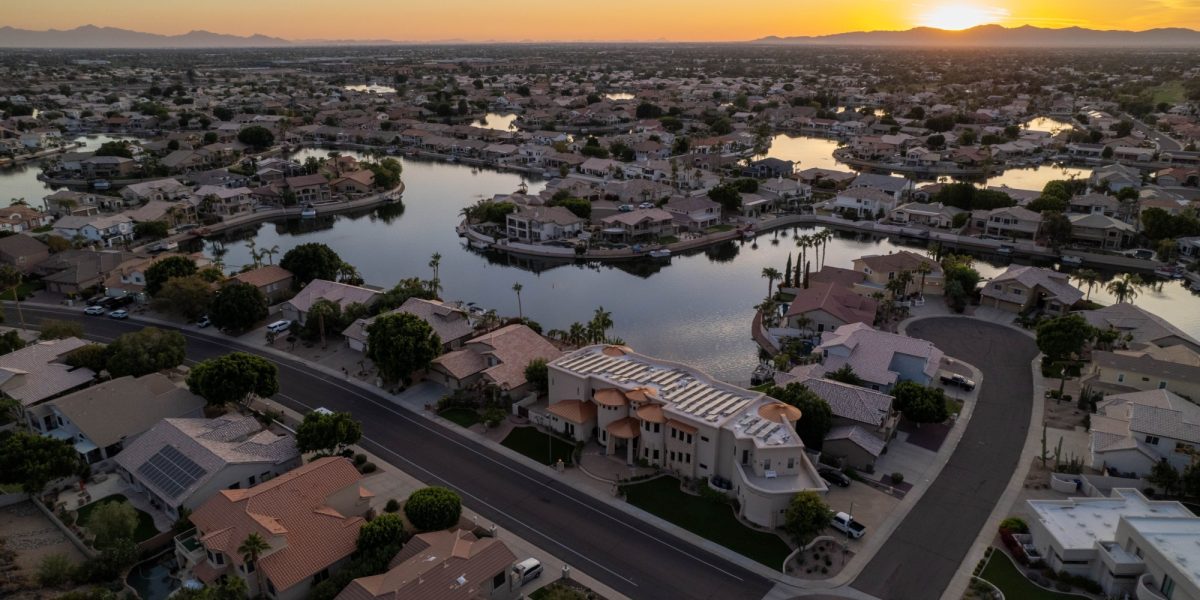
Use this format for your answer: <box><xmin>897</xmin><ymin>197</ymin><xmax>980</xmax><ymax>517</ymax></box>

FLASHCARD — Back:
<box><xmin>546</xmin><ymin>399</ymin><xmax>596</xmax><ymax>424</ymax></box>
<box><xmin>335</xmin><ymin>530</ymin><xmax>517</xmax><ymax>600</ymax></box>
<box><xmin>432</xmin><ymin>324</ymin><xmax>561</xmax><ymax>390</ymax></box>
<box><xmin>785</xmin><ymin>281</ymin><xmax>878</xmax><ymax>327</ymax></box>
<box><xmin>605</xmin><ymin>417</ymin><xmax>640</xmax><ymax>440</ymax></box>
<box><xmin>635</xmin><ymin>403</ymin><xmax>666</xmax><ymax>424</ymax></box>
<box><xmin>593</xmin><ymin>388</ymin><xmax>628</xmax><ymax>407</ymax></box>
<box><xmin>189</xmin><ymin>457</ymin><xmax>367</xmax><ymax>594</ymax></box>
<box><xmin>232</xmin><ymin>265</ymin><xmax>293</xmax><ymax>289</ymax></box>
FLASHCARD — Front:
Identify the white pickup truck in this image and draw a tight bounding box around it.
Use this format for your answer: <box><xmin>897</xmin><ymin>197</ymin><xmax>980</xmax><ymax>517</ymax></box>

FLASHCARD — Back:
<box><xmin>830</xmin><ymin>512</ymin><xmax>866</xmax><ymax>539</ymax></box>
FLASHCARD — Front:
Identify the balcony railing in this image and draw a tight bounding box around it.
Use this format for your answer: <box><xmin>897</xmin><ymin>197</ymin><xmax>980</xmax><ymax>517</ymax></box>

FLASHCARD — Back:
<box><xmin>174</xmin><ymin>528</ymin><xmax>202</xmax><ymax>561</ymax></box>
<box><xmin>1137</xmin><ymin>573</ymin><xmax>1168</xmax><ymax>600</ymax></box>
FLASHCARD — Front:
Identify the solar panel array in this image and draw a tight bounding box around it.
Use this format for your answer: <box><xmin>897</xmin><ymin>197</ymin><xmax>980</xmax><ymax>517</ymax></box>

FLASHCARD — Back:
<box><xmin>136</xmin><ymin>445</ymin><xmax>208</xmax><ymax>499</ymax></box>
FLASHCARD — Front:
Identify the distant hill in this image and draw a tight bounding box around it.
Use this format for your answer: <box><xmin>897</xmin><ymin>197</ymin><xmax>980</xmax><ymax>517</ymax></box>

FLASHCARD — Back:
<box><xmin>755</xmin><ymin>24</ymin><xmax>1200</xmax><ymax>48</ymax></box>
<box><xmin>0</xmin><ymin>25</ymin><xmax>295</xmax><ymax>48</ymax></box>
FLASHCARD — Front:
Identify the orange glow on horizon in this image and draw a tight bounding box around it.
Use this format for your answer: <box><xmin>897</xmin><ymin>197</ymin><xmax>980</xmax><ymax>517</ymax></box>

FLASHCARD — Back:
<box><xmin>2</xmin><ymin>0</ymin><xmax>1200</xmax><ymax>42</ymax></box>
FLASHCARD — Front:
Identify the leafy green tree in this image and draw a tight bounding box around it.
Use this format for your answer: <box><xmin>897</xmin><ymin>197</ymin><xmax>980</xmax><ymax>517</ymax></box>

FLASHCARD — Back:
<box><xmin>65</xmin><ymin>344</ymin><xmax>108</xmax><ymax>374</ymax></box>
<box><xmin>365</xmin><ymin>158</ymin><xmax>403</xmax><ymax>190</ymax></box>
<box><xmin>295</xmin><ymin>411</ymin><xmax>362</xmax><ymax>455</ymax></box>
<box><xmin>94</xmin><ymin>141</ymin><xmax>132</xmax><ymax>158</ymax></box>
<box><xmin>552</xmin><ymin>197</ymin><xmax>591</xmax><ymax>219</ymax></box>
<box><xmin>403</xmin><ymin>487</ymin><xmax>462</xmax><ymax>531</ymax></box>
<box><xmin>1150</xmin><ymin>459</ymin><xmax>1181</xmax><ymax>496</ymax></box>
<box><xmin>783</xmin><ymin>491</ymin><xmax>833</xmax><ymax>545</ymax></box>
<box><xmin>186</xmin><ymin>352</ymin><xmax>279</xmax><ymax>407</ymax></box>
<box><xmin>0</xmin><ymin>431</ymin><xmax>80</xmax><ymax>494</ymax></box>
<box><xmin>39</xmin><ymin>319</ymin><xmax>84</xmax><ymax>340</ymax></box>
<box><xmin>280</xmin><ymin>243</ymin><xmax>345</xmax><ymax>287</ymax></box>
<box><xmin>0</xmin><ymin>330</ymin><xmax>24</xmax><ymax>355</ymax></box>
<box><xmin>35</xmin><ymin>553</ymin><xmax>76</xmax><ymax>588</ymax></box>
<box><xmin>85</xmin><ymin>500</ymin><xmax>138</xmax><ymax>549</ymax></box>
<box><xmin>525</xmin><ymin>358</ymin><xmax>549</xmax><ymax>395</ymax></box>
<box><xmin>153</xmin><ymin>276</ymin><xmax>213</xmax><ymax>321</ymax></box>
<box><xmin>826</xmin><ymin>365</ymin><xmax>864</xmax><ymax>386</ymax></box>
<box><xmin>134</xmin><ymin>221</ymin><xmax>169</xmax><ymax>240</ymax></box>
<box><xmin>765</xmin><ymin>383</ymin><xmax>833</xmax><ymax>450</ymax></box>
<box><xmin>236</xmin><ymin>126</ymin><xmax>275</xmax><ymax>150</ymax></box>
<box><xmin>1040</xmin><ymin>210</ymin><xmax>1073</xmax><ymax>251</ymax></box>
<box><xmin>1036</xmin><ymin>314</ymin><xmax>1094</xmax><ymax>362</ymax></box>
<box><xmin>144</xmin><ymin>255</ymin><xmax>197</xmax><ymax>296</ymax></box>
<box><xmin>209</xmin><ymin>282</ymin><xmax>268</xmax><ymax>332</ymax></box>
<box><xmin>355</xmin><ymin>513</ymin><xmax>406</xmax><ymax>563</ymax></box>
<box><xmin>301</xmin><ymin>299</ymin><xmax>345</xmax><ymax>342</ymax></box>
<box><xmin>707</xmin><ymin>183</ymin><xmax>742</xmax><ymax>214</ymax></box>
<box><xmin>366</xmin><ymin>313</ymin><xmax>441</xmax><ymax>384</ymax></box>
<box><xmin>105</xmin><ymin>328</ymin><xmax>186</xmax><ymax>378</ymax></box>
<box><xmin>635</xmin><ymin>102</ymin><xmax>663</xmax><ymax>119</ymax></box>
<box><xmin>891</xmin><ymin>381</ymin><xmax>949</xmax><ymax>424</ymax></box>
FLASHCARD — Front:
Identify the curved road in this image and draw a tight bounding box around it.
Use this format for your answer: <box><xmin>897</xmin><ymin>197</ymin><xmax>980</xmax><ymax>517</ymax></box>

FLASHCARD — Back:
<box><xmin>12</xmin><ymin>305</ymin><xmax>771</xmax><ymax>600</ymax></box>
<box><xmin>852</xmin><ymin>318</ymin><xmax>1038</xmax><ymax>600</ymax></box>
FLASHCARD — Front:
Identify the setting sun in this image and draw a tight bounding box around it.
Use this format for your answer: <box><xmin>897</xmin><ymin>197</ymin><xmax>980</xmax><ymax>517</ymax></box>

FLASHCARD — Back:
<box><xmin>917</xmin><ymin>3</ymin><xmax>1007</xmax><ymax>30</ymax></box>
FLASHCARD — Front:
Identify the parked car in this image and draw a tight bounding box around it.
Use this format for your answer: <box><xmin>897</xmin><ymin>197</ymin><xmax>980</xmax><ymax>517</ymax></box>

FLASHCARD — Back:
<box><xmin>818</xmin><ymin>468</ymin><xmax>851</xmax><ymax>488</ymax></box>
<box><xmin>108</xmin><ymin>309</ymin><xmax>129</xmax><ymax>320</ymax></box>
<box><xmin>939</xmin><ymin>373</ymin><xmax>976</xmax><ymax>391</ymax></box>
<box><xmin>617</xmin><ymin>204</ymin><xmax>634</xmax><ymax>212</ymax></box>
<box><xmin>84</xmin><ymin>305</ymin><xmax>106</xmax><ymax>315</ymax></box>
<box><xmin>85</xmin><ymin>295</ymin><xmax>106</xmax><ymax>306</ymax></box>
<box><xmin>196</xmin><ymin>315</ymin><xmax>211</xmax><ymax>328</ymax></box>
<box><xmin>830</xmin><ymin>512</ymin><xmax>866</xmax><ymax>539</ymax></box>
<box><xmin>512</xmin><ymin>558</ymin><xmax>543</xmax><ymax>586</ymax></box>
<box><xmin>638</xmin><ymin>202</ymin><xmax>655</xmax><ymax>209</ymax></box>
<box><xmin>266</xmin><ymin>320</ymin><xmax>292</xmax><ymax>334</ymax></box>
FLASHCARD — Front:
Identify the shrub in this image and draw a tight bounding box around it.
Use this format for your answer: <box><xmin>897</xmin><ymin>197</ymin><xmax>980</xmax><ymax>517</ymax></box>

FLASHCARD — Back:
<box><xmin>1054</xmin><ymin>581</ymin><xmax>1071</xmax><ymax>592</ymax></box>
<box><xmin>36</xmin><ymin>553</ymin><xmax>76</xmax><ymax>587</ymax></box>
<box><xmin>404</xmin><ymin>487</ymin><xmax>462</xmax><ymax>531</ymax></box>
<box><xmin>384</xmin><ymin>499</ymin><xmax>400</xmax><ymax>513</ymax></box>
<box><xmin>999</xmin><ymin>516</ymin><xmax>1029</xmax><ymax>533</ymax></box>
<box><xmin>360</xmin><ymin>462</ymin><xmax>377</xmax><ymax>474</ymax></box>
<box><xmin>891</xmin><ymin>472</ymin><xmax>905</xmax><ymax>485</ymax></box>
<box><xmin>354</xmin><ymin>453</ymin><xmax>368</xmax><ymax>466</ymax></box>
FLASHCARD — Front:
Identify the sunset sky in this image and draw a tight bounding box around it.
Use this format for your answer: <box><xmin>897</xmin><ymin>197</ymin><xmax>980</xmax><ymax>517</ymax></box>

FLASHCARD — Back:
<box><xmin>4</xmin><ymin>0</ymin><xmax>1200</xmax><ymax>41</ymax></box>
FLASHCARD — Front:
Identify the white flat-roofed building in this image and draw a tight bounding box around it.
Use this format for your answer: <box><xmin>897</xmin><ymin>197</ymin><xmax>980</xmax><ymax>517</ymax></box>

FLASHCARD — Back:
<box><xmin>544</xmin><ymin>344</ymin><xmax>827</xmax><ymax>528</ymax></box>
<box><xmin>1027</xmin><ymin>489</ymin><xmax>1200</xmax><ymax>599</ymax></box>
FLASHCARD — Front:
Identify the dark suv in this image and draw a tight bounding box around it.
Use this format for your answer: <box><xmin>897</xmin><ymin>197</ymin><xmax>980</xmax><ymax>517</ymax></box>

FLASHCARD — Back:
<box><xmin>819</xmin><ymin>468</ymin><xmax>851</xmax><ymax>487</ymax></box>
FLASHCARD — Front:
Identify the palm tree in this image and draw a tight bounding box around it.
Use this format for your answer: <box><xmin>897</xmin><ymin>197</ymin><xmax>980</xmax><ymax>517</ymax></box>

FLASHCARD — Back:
<box><xmin>795</xmin><ymin>234</ymin><xmax>812</xmax><ymax>285</ymax></box>
<box><xmin>429</xmin><ymin>253</ymin><xmax>441</xmax><ymax>283</ymax></box>
<box><xmin>915</xmin><ymin>261</ymin><xmax>933</xmax><ymax>296</ymax></box>
<box><xmin>512</xmin><ymin>282</ymin><xmax>523</xmax><ymax>320</ymax></box>
<box><xmin>336</xmin><ymin>262</ymin><xmax>363</xmax><ymax>286</ymax></box>
<box><xmin>894</xmin><ymin>270</ymin><xmax>915</xmax><ymax>297</ymax></box>
<box><xmin>590</xmin><ymin>306</ymin><xmax>613</xmax><ymax>343</ymax></box>
<box><xmin>1106</xmin><ymin>273</ymin><xmax>1143</xmax><ymax>304</ymax></box>
<box><xmin>262</xmin><ymin>245</ymin><xmax>280</xmax><ymax>265</ymax></box>
<box><xmin>1071</xmin><ymin>269</ymin><xmax>1101</xmax><ymax>301</ymax></box>
<box><xmin>567</xmin><ymin>322</ymin><xmax>588</xmax><ymax>347</ymax></box>
<box><xmin>237</xmin><ymin>533</ymin><xmax>271</xmax><ymax>598</ymax></box>
<box><xmin>0</xmin><ymin>266</ymin><xmax>24</xmax><ymax>327</ymax></box>
<box><xmin>762</xmin><ymin>267</ymin><xmax>782</xmax><ymax>298</ymax></box>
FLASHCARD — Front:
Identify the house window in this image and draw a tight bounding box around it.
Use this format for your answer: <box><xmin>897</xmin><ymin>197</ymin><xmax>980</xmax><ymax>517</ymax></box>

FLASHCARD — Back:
<box><xmin>1117</xmin><ymin>373</ymin><xmax>1125</xmax><ymax>383</ymax></box>
<box><xmin>701</xmin><ymin>436</ymin><xmax>709</xmax><ymax>442</ymax></box>
<box><xmin>244</xmin><ymin>560</ymin><xmax>255</xmax><ymax>573</ymax></box>
<box><xmin>653</xmin><ymin>423</ymin><xmax>660</xmax><ymax>433</ymax></box>
<box><xmin>1159</xmin><ymin>381</ymin><xmax>1168</xmax><ymax>389</ymax></box>
<box><xmin>312</xmin><ymin>568</ymin><xmax>329</xmax><ymax>585</ymax></box>
<box><xmin>248</xmin><ymin>475</ymin><xmax>256</xmax><ymax>485</ymax></box>
<box><xmin>1176</xmin><ymin>443</ymin><xmax>1194</xmax><ymax>453</ymax></box>
<box><xmin>686</xmin><ymin>434</ymin><xmax>693</xmax><ymax>444</ymax></box>
<box><xmin>492</xmin><ymin>570</ymin><xmax>506</xmax><ymax>589</ymax></box>
<box><xmin>699</xmin><ymin>463</ymin><xmax>708</xmax><ymax>470</ymax></box>
<box><xmin>267</xmin><ymin>580</ymin><xmax>276</xmax><ymax>597</ymax></box>
<box><xmin>1146</xmin><ymin>435</ymin><xmax>1161</xmax><ymax>445</ymax></box>
<box><xmin>653</xmin><ymin>449</ymin><xmax>659</xmax><ymax>460</ymax></box>
<box><xmin>787</xmin><ymin>458</ymin><xmax>795</xmax><ymax>469</ymax></box>
<box><xmin>228</xmin><ymin>482</ymin><xmax>240</xmax><ymax>490</ymax></box>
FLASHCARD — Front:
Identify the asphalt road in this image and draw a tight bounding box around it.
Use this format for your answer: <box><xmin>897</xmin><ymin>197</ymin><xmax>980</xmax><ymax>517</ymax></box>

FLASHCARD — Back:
<box><xmin>15</xmin><ymin>305</ymin><xmax>773</xmax><ymax>600</ymax></box>
<box><xmin>851</xmin><ymin>318</ymin><xmax>1038</xmax><ymax>600</ymax></box>
<box><xmin>1128</xmin><ymin>113</ymin><xmax>1182</xmax><ymax>152</ymax></box>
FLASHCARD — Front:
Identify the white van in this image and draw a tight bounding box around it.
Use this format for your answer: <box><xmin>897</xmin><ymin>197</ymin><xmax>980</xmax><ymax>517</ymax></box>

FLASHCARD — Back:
<box><xmin>512</xmin><ymin>558</ymin><xmax>542</xmax><ymax>585</ymax></box>
<box><xmin>266</xmin><ymin>320</ymin><xmax>292</xmax><ymax>334</ymax></box>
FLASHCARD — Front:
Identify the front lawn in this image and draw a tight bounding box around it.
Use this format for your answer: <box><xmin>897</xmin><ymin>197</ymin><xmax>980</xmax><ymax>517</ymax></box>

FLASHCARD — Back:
<box><xmin>78</xmin><ymin>494</ymin><xmax>159</xmax><ymax>543</ymax></box>
<box><xmin>980</xmin><ymin>551</ymin><xmax>1090</xmax><ymax>600</ymax></box>
<box><xmin>705</xmin><ymin>224</ymin><xmax>734</xmax><ymax>233</ymax></box>
<box><xmin>501</xmin><ymin>427</ymin><xmax>575</xmax><ymax>466</ymax></box>
<box><xmin>439</xmin><ymin>408</ymin><xmax>480</xmax><ymax>428</ymax></box>
<box><xmin>621</xmin><ymin>477</ymin><xmax>791</xmax><ymax>568</ymax></box>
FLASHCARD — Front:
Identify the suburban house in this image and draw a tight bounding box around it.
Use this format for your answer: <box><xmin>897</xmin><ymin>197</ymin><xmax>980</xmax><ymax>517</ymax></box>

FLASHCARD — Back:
<box><xmin>851</xmin><ymin>251</ymin><xmax>944</xmax><ymax>296</ymax></box>
<box><xmin>784</xmin><ymin>281</ymin><xmax>879</xmax><ymax>334</ymax></box>
<box><xmin>38</xmin><ymin>250</ymin><xmax>141</xmax><ymax>296</ymax></box>
<box><xmin>831</xmin><ymin>187</ymin><xmax>897</xmax><ymax>219</ymax></box>
<box><xmin>178</xmin><ymin>457</ymin><xmax>373</xmax><ymax>600</ymax></box>
<box><xmin>1069</xmin><ymin>193</ymin><xmax>1122</xmax><ymax>216</ymax></box>
<box><xmin>1080</xmin><ymin>304</ymin><xmax>1200</xmax><ymax>355</ymax></box>
<box><xmin>104</xmin><ymin>253</ymin><xmax>212</xmax><ymax>299</ymax></box>
<box><xmin>777</xmin><ymin>376</ymin><xmax>897</xmax><ymax>470</ymax></box>
<box><xmin>806</xmin><ymin>323</ymin><xmax>945</xmax><ymax>393</ymax></box>
<box><xmin>1090</xmin><ymin>389</ymin><xmax>1200</xmax><ymax>477</ymax></box>
<box><xmin>330</xmin><ymin>169</ymin><xmax>375</xmax><ymax>195</ymax></box>
<box><xmin>343</xmin><ymin>297</ymin><xmax>474</xmax><ymax>353</ymax></box>
<box><xmin>504</xmin><ymin>206</ymin><xmax>585</xmax><ymax>242</ymax></box>
<box><xmin>282</xmin><ymin>279</ymin><xmax>381</xmax><ymax>326</ymax></box>
<box><xmin>230</xmin><ymin>265</ymin><xmax>295</xmax><ymax>304</ymax></box>
<box><xmin>0</xmin><ymin>234</ymin><xmax>50</xmax><ymax>272</ymax></box>
<box><xmin>972</xmin><ymin>206</ymin><xmax>1043</xmax><ymax>240</ymax></box>
<box><xmin>849</xmin><ymin>173</ymin><xmax>914</xmax><ymax>199</ymax></box>
<box><xmin>43</xmin><ymin>189</ymin><xmax>104</xmax><ymax>216</ymax></box>
<box><xmin>598</xmin><ymin>209</ymin><xmax>676</xmax><ymax>241</ymax></box>
<box><xmin>541</xmin><ymin>344</ymin><xmax>827</xmax><ymax>528</ymax></box>
<box><xmin>889</xmin><ymin>202</ymin><xmax>964</xmax><ymax>228</ymax></box>
<box><xmin>52</xmin><ymin>213</ymin><xmax>135</xmax><ymax>248</ymax></box>
<box><xmin>334</xmin><ymin>529</ymin><xmax>518</xmax><ymax>600</ymax></box>
<box><xmin>196</xmin><ymin>185</ymin><xmax>256</xmax><ymax>216</ymax></box>
<box><xmin>2</xmin><ymin>338</ymin><xmax>95</xmax><ymax>429</ymax></box>
<box><xmin>285</xmin><ymin>174</ymin><xmax>332</xmax><ymax>204</ymax></box>
<box><xmin>1087</xmin><ymin>349</ymin><xmax>1200</xmax><ymax>399</ymax></box>
<box><xmin>979</xmin><ymin>265</ymin><xmax>1083</xmax><ymax>315</ymax></box>
<box><xmin>429</xmin><ymin>324</ymin><xmax>561</xmax><ymax>396</ymax></box>
<box><xmin>0</xmin><ymin>204</ymin><xmax>53</xmax><ymax>233</ymax></box>
<box><xmin>120</xmin><ymin>178</ymin><xmax>190</xmax><ymax>204</ymax></box>
<box><xmin>1069</xmin><ymin>213</ymin><xmax>1135</xmax><ymax>250</ymax></box>
<box><xmin>114</xmin><ymin>414</ymin><xmax>301</xmax><ymax>521</ymax></box>
<box><xmin>28</xmin><ymin>373</ymin><xmax>206</xmax><ymax>464</ymax></box>
<box><xmin>663</xmin><ymin>196</ymin><xmax>722</xmax><ymax>231</ymax></box>
<box><xmin>1026</xmin><ymin>489</ymin><xmax>1200</xmax><ymax>600</ymax></box>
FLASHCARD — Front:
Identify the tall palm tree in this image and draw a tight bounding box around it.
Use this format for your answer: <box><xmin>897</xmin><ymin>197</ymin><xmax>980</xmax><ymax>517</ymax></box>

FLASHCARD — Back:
<box><xmin>237</xmin><ymin>533</ymin><xmax>271</xmax><ymax>598</ymax></box>
<box><xmin>262</xmin><ymin>245</ymin><xmax>280</xmax><ymax>265</ymax></box>
<box><xmin>590</xmin><ymin>306</ymin><xmax>613</xmax><ymax>343</ymax></box>
<box><xmin>915</xmin><ymin>261</ymin><xmax>933</xmax><ymax>296</ymax></box>
<box><xmin>795</xmin><ymin>234</ymin><xmax>812</xmax><ymax>285</ymax></box>
<box><xmin>0</xmin><ymin>266</ymin><xmax>24</xmax><ymax>327</ymax></box>
<box><xmin>567</xmin><ymin>322</ymin><xmax>588</xmax><ymax>347</ymax></box>
<box><xmin>512</xmin><ymin>283</ymin><xmax>523</xmax><ymax>320</ymax></box>
<box><xmin>429</xmin><ymin>253</ymin><xmax>441</xmax><ymax>283</ymax></box>
<box><xmin>1071</xmin><ymin>269</ymin><xmax>1101</xmax><ymax>301</ymax></box>
<box><xmin>1106</xmin><ymin>273</ymin><xmax>1143</xmax><ymax>304</ymax></box>
<box><xmin>761</xmin><ymin>267</ymin><xmax>782</xmax><ymax>298</ymax></box>
<box><xmin>894</xmin><ymin>270</ymin><xmax>915</xmax><ymax>297</ymax></box>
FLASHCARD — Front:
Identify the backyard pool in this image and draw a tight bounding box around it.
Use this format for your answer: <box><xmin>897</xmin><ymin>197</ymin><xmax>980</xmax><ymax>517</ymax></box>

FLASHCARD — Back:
<box><xmin>126</xmin><ymin>553</ymin><xmax>181</xmax><ymax>600</ymax></box>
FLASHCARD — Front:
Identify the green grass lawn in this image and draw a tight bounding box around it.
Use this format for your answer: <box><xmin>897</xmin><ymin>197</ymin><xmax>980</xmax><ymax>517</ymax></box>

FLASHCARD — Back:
<box><xmin>77</xmin><ymin>494</ymin><xmax>159</xmax><ymax>543</ymax></box>
<box><xmin>438</xmin><ymin>408</ymin><xmax>481</xmax><ymax>428</ymax></box>
<box><xmin>657</xmin><ymin>235</ymin><xmax>680</xmax><ymax>245</ymax></box>
<box><xmin>980</xmin><ymin>551</ymin><xmax>1089</xmax><ymax>600</ymax></box>
<box><xmin>705</xmin><ymin>224</ymin><xmax>735</xmax><ymax>233</ymax></box>
<box><xmin>1150</xmin><ymin>81</ymin><xmax>1186</xmax><ymax>105</ymax></box>
<box><xmin>621</xmin><ymin>477</ymin><xmax>791</xmax><ymax>568</ymax></box>
<box><xmin>501</xmin><ymin>427</ymin><xmax>575</xmax><ymax>465</ymax></box>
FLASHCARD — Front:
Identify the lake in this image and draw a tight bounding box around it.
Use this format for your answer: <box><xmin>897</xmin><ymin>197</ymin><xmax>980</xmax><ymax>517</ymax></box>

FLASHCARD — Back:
<box><xmin>473</xmin><ymin>113</ymin><xmax>518</xmax><ymax>131</ymax></box>
<box><xmin>344</xmin><ymin>84</ymin><xmax>397</xmax><ymax>94</ymax></box>
<box><xmin>0</xmin><ymin>134</ymin><xmax>134</xmax><ymax>208</ymax></box>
